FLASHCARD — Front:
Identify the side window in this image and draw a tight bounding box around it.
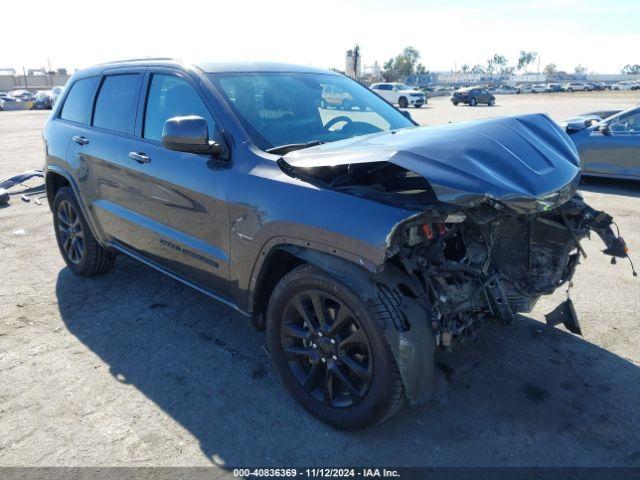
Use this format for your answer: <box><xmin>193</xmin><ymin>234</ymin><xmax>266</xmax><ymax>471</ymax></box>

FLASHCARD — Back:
<box><xmin>144</xmin><ymin>74</ymin><xmax>215</xmax><ymax>142</ymax></box>
<box><xmin>93</xmin><ymin>74</ymin><xmax>141</xmax><ymax>134</ymax></box>
<box><xmin>378</xmin><ymin>84</ymin><xmax>391</xmax><ymax>91</ymax></box>
<box><xmin>60</xmin><ymin>77</ymin><xmax>99</xmax><ymax>124</ymax></box>
<box><xmin>611</xmin><ymin>112</ymin><xmax>640</xmax><ymax>134</ymax></box>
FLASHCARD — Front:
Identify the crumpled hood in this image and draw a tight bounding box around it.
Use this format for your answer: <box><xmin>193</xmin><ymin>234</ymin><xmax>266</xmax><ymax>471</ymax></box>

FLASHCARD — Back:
<box><xmin>284</xmin><ymin>114</ymin><xmax>581</xmax><ymax>212</ymax></box>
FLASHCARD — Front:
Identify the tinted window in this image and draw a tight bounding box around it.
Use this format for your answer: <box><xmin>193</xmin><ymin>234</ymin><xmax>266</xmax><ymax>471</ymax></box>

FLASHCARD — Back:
<box><xmin>93</xmin><ymin>74</ymin><xmax>140</xmax><ymax>134</ymax></box>
<box><xmin>60</xmin><ymin>77</ymin><xmax>99</xmax><ymax>124</ymax></box>
<box><xmin>378</xmin><ymin>84</ymin><xmax>392</xmax><ymax>91</ymax></box>
<box><xmin>144</xmin><ymin>74</ymin><xmax>215</xmax><ymax>142</ymax></box>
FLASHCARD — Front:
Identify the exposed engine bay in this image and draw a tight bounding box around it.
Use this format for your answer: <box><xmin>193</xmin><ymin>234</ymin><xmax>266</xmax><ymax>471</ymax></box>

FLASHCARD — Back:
<box><xmin>388</xmin><ymin>195</ymin><xmax>632</xmax><ymax>347</ymax></box>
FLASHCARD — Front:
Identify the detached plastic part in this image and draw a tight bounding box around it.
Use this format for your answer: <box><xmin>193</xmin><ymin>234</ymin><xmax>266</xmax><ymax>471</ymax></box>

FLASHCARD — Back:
<box><xmin>545</xmin><ymin>299</ymin><xmax>582</xmax><ymax>335</ymax></box>
<box><xmin>0</xmin><ymin>169</ymin><xmax>44</xmax><ymax>205</ymax></box>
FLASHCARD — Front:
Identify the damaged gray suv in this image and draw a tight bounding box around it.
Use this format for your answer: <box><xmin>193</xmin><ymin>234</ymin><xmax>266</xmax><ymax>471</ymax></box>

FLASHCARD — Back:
<box><xmin>43</xmin><ymin>59</ymin><xmax>631</xmax><ymax>429</ymax></box>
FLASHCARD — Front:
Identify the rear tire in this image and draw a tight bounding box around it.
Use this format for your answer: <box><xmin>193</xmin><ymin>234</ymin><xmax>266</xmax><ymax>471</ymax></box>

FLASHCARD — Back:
<box><xmin>488</xmin><ymin>97</ymin><xmax>495</xmax><ymax>106</ymax></box>
<box><xmin>53</xmin><ymin>187</ymin><xmax>115</xmax><ymax>276</ymax></box>
<box><xmin>452</xmin><ymin>101</ymin><xmax>459</xmax><ymax>106</ymax></box>
<box><xmin>266</xmin><ymin>264</ymin><xmax>405</xmax><ymax>430</ymax></box>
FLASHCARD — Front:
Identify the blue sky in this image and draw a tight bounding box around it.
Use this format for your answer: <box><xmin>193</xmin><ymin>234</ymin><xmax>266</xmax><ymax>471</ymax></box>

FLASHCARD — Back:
<box><xmin>1</xmin><ymin>0</ymin><xmax>638</xmax><ymax>73</ymax></box>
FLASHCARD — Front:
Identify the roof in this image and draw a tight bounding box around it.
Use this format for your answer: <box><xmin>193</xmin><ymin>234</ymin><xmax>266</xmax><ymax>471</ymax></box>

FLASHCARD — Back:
<box><xmin>194</xmin><ymin>61</ymin><xmax>338</xmax><ymax>75</ymax></box>
<box><xmin>74</xmin><ymin>59</ymin><xmax>339</xmax><ymax>78</ymax></box>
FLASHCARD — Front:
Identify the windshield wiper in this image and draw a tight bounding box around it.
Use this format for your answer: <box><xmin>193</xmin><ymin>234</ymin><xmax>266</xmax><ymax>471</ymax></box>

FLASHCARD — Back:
<box><xmin>266</xmin><ymin>140</ymin><xmax>324</xmax><ymax>155</ymax></box>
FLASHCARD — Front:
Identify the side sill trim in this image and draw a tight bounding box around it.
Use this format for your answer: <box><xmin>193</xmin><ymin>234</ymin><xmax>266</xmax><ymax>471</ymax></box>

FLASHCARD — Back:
<box><xmin>108</xmin><ymin>241</ymin><xmax>252</xmax><ymax>318</ymax></box>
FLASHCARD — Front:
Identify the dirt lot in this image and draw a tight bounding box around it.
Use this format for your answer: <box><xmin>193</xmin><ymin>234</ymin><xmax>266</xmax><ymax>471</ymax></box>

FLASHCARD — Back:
<box><xmin>1</xmin><ymin>91</ymin><xmax>640</xmax><ymax>472</ymax></box>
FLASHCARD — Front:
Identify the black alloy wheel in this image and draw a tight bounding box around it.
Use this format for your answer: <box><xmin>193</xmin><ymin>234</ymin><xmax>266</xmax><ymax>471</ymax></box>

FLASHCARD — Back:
<box><xmin>280</xmin><ymin>289</ymin><xmax>373</xmax><ymax>408</ymax></box>
<box><xmin>57</xmin><ymin>199</ymin><xmax>84</xmax><ymax>264</ymax></box>
<box><xmin>266</xmin><ymin>264</ymin><xmax>406</xmax><ymax>429</ymax></box>
<box><xmin>52</xmin><ymin>187</ymin><xmax>115</xmax><ymax>276</ymax></box>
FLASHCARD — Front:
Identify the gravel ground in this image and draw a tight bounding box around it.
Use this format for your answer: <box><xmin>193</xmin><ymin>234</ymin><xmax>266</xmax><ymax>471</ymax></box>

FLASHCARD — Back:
<box><xmin>1</xmin><ymin>91</ymin><xmax>640</xmax><ymax>472</ymax></box>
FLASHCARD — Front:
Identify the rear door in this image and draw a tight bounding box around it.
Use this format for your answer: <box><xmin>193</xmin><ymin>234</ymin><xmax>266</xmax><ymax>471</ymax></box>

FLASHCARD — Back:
<box><xmin>62</xmin><ymin>68</ymin><xmax>144</xmax><ymax>241</ymax></box>
<box><xmin>119</xmin><ymin>68</ymin><xmax>232</xmax><ymax>295</ymax></box>
<box><xmin>376</xmin><ymin>84</ymin><xmax>395</xmax><ymax>103</ymax></box>
<box><xmin>69</xmin><ymin>67</ymin><xmax>144</xmax><ymax>240</ymax></box>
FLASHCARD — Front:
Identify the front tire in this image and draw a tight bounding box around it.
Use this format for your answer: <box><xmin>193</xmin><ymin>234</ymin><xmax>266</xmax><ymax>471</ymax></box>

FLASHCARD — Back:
<box><xmin>469</xmin><ymin>97</ymin><xmax>477</xmax><ymax>106</ymax></box>
<box><xmin>488</xmin><ymin>97</ymin><xmax>495</xmax><ymax>106</ymax></box>
<box><xmin>398</xmin><ymin>97</ymin><xmax>408</xmax><ymax>108</ymax></box>
<box><xmin>266</xmin><ymin>264</ymin><xmax>404</xmax><ymax>430</ymax></box>
<box><xmin>53</xmin><ymin>187</ymin><xmax>115</xmax><ymax>276</ymax></box>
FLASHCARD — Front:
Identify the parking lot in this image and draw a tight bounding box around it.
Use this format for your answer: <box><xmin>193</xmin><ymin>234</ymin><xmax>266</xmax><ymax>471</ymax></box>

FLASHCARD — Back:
<box><xmin>1</xmin><ymin>91</ymin><xmax>640</xmax><ymax>471</ymax></box>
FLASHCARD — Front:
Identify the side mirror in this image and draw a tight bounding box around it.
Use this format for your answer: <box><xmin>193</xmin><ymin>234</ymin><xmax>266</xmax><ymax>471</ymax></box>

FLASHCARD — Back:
<box><xmin>162</xmin><ymin>115</ymin><xmax>222</xmax><ymax>156</ymax></box>
<box><xmin>401</xmin><ymin>110</ymin><xmax>412</xmax><ymax>120</ymax></box>
<box><xmin>598</xmin><ymin>123</ymin><xmax>611</xmax><ymax>135</ymax></box>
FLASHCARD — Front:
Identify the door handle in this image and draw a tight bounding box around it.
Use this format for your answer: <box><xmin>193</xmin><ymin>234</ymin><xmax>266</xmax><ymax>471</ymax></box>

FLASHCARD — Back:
<box><xmin>129</xmin><ymin>152</ymin><xmax>151</xmax><ymax>164</ymax></box>
<box><xmin>72</xmin><ymin>135</ymin><xmax>89</xmax><ymax>146</ymax></box>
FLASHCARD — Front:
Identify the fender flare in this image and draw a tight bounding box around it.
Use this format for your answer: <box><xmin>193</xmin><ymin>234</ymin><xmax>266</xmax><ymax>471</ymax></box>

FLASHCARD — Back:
<box><xmin>279</xmin><ymin>245</ymin><xmax>437</xmax><ymax>405</ymax></box>
<box><xmin>45</xmin><ymin>165</ymin><xmax>107</xmax><ymax>246</ymax></box>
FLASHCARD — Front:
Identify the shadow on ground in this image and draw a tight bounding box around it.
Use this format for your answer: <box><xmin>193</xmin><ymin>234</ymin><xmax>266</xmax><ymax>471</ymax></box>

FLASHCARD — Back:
<box><xmin>56</xmin><ymin>257</ymin><xmax>640</xmax><ymax>467</ymax></box>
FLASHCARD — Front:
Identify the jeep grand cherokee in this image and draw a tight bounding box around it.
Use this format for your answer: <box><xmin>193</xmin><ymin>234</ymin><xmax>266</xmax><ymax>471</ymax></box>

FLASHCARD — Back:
<box><xmin>44</xmin><ymin>59</ymin><xmax>630</xmax><ymax>429</ymax></box>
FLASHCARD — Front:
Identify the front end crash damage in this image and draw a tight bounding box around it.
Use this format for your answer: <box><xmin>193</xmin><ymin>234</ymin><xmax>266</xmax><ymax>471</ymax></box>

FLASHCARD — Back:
<box><xmin>279</xmin><ymin>114</ymin><xmax>634</xmax><ymax>404</ymax></box>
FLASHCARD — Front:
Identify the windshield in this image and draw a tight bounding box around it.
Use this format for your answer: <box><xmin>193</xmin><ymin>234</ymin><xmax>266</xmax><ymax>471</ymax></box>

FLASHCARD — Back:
<box><xmin>207</xmin><ymin>72</ymin><xmax>414</xmax><ymax>151</ymax></box>
<box><xmin>395</xmin><ymin>84</ymin><xmax>410</xmax><ymax>90</ymax></box>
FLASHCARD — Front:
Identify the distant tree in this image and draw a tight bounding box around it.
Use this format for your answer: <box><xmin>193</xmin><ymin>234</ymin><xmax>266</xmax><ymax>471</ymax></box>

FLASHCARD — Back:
<box><xmin>517</xmin><ymin>50</ymin><xmax>538</xmax><ymax>73</ymax></box>
<box><xmin>381</xmin><ymin>46</ymin><xmax>422</xmax><ymax>80</ymax></box>
<box><xmin>460</xmin><ymin>64</ymin><xmax>470</xmax><ymax>73</ymax></box>
<box><xmin>543</xmin><ymin>63</ymin><xmax>558</xmax><ymax>76</ymax></box>
<box><xmin>574</xmin><ymin>64</ymin><xmax>587</xmax><ymax>76</ymax></box>
<box><xmin>622</xmin><ymin>64</ymin><xmax>640</xmax><ymax>75</ymax></box>
<box><xmin>415</xmin><ymin>63</ymin><xmax>428</xmax><ymax>75</ymax></box>
<box><xmin>487</xmin><ymin>54</ymin><xmax>512</xmax><ymax>76</ymax></box>
<box><xmin>382</xmin><ymin>58</ymin><xmax>395</xmax><ymax>81</ymax></box>
<box><xmin>470</xmin><ymin>64</ymin><xmax>486</xmax><ymax>74</ymax></box>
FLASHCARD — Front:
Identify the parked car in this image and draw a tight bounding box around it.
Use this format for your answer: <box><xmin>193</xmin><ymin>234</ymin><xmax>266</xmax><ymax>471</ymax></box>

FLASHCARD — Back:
<box><xmin>370</xmin><ymin>82</ymin><xmax>426</xmax><ymax>108</ymax></box>
<box><xmin>612</xmin><ymin>81</ymin><xmax>638</xmax><ymax>91</ymax></box>
<box><xmin>0</xmin><ymin>91</ymin><xmax>33</xmax><ymax>111</ymax></box>
<box><xmin>586</xmin><ymin>82</ymin><xmax>607</xmax><ymax>91</ymax></box>
<box><xmin>33</xmin><ymin>90</ymin><xmax>54</xmax><ymax>110</ymax></box>
<box><xmin>561</xmin><ymin>109</ymin><xmax>625</xmax><ymax>132</ymax></box>
<box><xmin>563</xmin><ymin>82</ymin><xmax>591</xmax><ymax>92</ymax></box>
<box><xmin>320</xmin><ymin>84</ymin><xmax>358</xmax><ymax>110</ymax></box>
<box><xmin>493</xmin><ymin>84</ymin><xmax>518</xmax><ymax>94</ymax></box>
<box><xmin>545</xmin><ymin>83</ymin><xmax>563</xmax><ymax>93</ymax></box>
<box><xmin>8</xmin><ymin>89</ymin><xmax>35</xmax><ymax>101</ymax></box>
<box><xmin>43</xmin><ymin>59</ymin><xmax>629</xmax><ymax>429</ymax></box>
<box><xmin>51</xmin><ymin>86</ymin><xmax>65</xmax><ymax>106</ymax></box>
<box><xmin>531</xmin><ymin>84</ymin><xmax>547</xmax><ymax>93</ymax></box>
<box><xmin>567</xmin><ymin>105</ymin><xmax>640</xmax><ymax>179</ymax></box>
<box><xmin>515</xmin><ymin>84</ymin><xmax>533</xmax><ymax>94</ymax></box>
<box><xmin>450</xmin><ymin>87</ymin><xmax>495</xmax><ymax>106</ymax></box>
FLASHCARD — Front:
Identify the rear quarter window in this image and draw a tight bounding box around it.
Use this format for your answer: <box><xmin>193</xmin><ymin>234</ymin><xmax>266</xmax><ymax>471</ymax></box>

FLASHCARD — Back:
<box><xmin>93</xmin><ymin>74</ymin><xmax>141</xmax><ymax>134</ymax></box>
<box><xmin>60</xmin><ymin>77</ymin><xmax>99</xmax><ymax>124</ymax></box>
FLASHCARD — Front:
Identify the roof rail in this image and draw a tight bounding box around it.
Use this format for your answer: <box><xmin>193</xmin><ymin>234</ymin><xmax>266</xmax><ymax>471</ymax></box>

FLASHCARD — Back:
<box><xmin>93</xmin><ymin>57</ymin><xmax>178</xmax><ymax>66</ymax></box>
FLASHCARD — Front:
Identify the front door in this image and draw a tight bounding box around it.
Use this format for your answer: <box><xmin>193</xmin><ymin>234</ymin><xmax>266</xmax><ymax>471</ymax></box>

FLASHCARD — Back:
<box><xmin>120</xmin><ymin>69</ymin><xmax>232</xmax><ymax>296</ymax></box>
<box><xmin>580</xmin><ymin>111</ymin><xmax>640</xmax><ymax>177</ymax></box>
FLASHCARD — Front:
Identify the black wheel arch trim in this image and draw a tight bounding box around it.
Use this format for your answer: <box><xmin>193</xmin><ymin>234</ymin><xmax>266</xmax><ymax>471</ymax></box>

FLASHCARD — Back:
<box><xmin>263</xmin><ymin>245</ymin><xmax>437</xmax><ymax>405</ymax></box>
<box><xmin>45</xmin><ymin>165</ymin><xmax>108</xmax><ymax>248</ymax></box>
